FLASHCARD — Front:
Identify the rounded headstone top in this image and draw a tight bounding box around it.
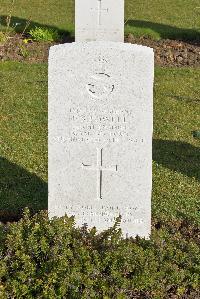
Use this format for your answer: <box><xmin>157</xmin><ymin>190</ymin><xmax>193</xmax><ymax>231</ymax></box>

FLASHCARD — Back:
<box><xmin>49</xmin><ymin>41</ymin><xmax>154</xmax><ymax>57</ymax></box>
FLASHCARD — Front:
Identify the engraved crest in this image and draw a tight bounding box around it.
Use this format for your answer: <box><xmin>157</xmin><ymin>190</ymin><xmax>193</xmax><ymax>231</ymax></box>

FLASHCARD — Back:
<box><xmin>86</xmin><ymin>56</ymin><xmax>115</xmax><ymax>100</ymax></box>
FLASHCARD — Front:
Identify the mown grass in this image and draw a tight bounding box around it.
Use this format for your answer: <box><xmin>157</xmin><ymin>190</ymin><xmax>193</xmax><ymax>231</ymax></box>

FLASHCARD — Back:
<box><xmin>0</xmin><ymin>62</ymin><xmax>48</xmax><ymax>220</ymax></box>
<box><xmin>0</xmin><ymin>62</ymin><xmax>199</xmax><ymax>224</ymax></box>
<box><xmin>0</xmin><ymin>0</ymin><xmax>199</xmax><ymax>40</ymax></box>
<box><xmin>153</xmin><ymin>68</ymin><xmax>200</xmax><ymax>225</ymax></box>
<box><xmin>125</xmin><ymin>0</ymin><xmax>200</xmax><ymax>40</ymax></box>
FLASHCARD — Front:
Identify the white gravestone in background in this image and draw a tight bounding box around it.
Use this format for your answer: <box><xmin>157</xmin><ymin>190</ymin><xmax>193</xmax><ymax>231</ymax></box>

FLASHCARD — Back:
<box><xmin>48</xmin><ymin>42</ymin><xmax>154</xmax><ymax>238</ymax></box>
<box><xmin>75</xmin><ymin>0</ymin><xmax>124</xmax><ymax>42</ymax></box>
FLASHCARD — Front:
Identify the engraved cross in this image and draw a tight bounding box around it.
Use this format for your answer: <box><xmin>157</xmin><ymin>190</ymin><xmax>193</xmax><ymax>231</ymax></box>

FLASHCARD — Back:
<box><xmin>82</xmin><ymin>148</ymin><xmax>117</xmax><ymax>201</ymax></box>
<box><xmin>91</xmin><ymin>0</ymin><xmax>109</xmax><ymax>26</ymax></box>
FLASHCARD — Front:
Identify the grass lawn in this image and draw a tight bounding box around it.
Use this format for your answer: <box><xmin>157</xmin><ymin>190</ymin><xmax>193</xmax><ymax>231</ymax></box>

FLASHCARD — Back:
<box><xmin>0</xmin><ymin>2</ymin><xmax>199</xmax><ymax>296</ymax></box>
<box><xmin>0</xmin><ymin>0</ymin><xmax>200</xmax><ymax>40</ymax></box>
<box><xmin>0</xmin><ymin>62</ymin><xmax>199</xmax><ymax>225</ymax></box>
<box><xmin>0</xmin><ymin>62</ymin><xmax>48</xmax><ymax>220</ymax></box>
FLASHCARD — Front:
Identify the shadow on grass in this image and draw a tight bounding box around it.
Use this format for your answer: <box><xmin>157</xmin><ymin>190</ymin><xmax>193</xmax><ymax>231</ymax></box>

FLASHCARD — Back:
<box><xmin>153</xmin><ymin>139</ymin><xmax>200</xmax><ymax>181</ymax></box>
<box><xmin>1</xmin><ymin>16</ymin><xmax>200</xmax><ymax>43</ymax></box>
<box><xmin>1</xmin><ymin>140</ymin><xmax>199</xmax><ymax>222</ymax></box>
<box><xmin>0</xmin><ymin>157</ymin><xmax>47</xmax><ymax>223</ymax></box>
<box><xmin>0</xmin><ymin>15</ymin><xmax>74</xmax><ymax>41</ymax></box>
<box><xmin>126</xmin><ymin>20</ymin><xmax>200</xmax><ymax>42</ymax></box>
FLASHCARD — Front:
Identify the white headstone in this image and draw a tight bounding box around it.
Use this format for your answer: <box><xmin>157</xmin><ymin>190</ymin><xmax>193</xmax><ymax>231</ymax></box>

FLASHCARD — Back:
<box><xmin>48</xmin><ymin>42</ymin><xmax>154</xmax><ymax>238</ymax></box>
<box><xmin>75</xmin><ymin>0</ymin><xmax>124</xmax><ymax>42</ymax></box>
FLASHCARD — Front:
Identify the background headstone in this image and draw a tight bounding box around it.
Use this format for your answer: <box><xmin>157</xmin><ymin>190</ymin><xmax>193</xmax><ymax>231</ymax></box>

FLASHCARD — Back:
<box><xmin>75</xmin><ymin>0</ymin><xmax>124</xmax><ymax>42</ymax></box>
<box><xmin>48</xmin><ymin>42</ymin><xmax>154</xmax><ymax>238</ymax></box>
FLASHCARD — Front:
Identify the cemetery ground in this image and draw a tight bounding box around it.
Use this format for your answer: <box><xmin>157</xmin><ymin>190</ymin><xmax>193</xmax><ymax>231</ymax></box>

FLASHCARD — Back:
<box><xmin>0</xmin><ymin>0</ymin><xmax>200</xmax><ymax>40</ymax></box>
<box><xmin>0</xmin><ymin>1</ymin><xmax>200</xmax><ymax>298</ymax></box>
<box><xmin>0</xmin><ymin>62</ymin><xmax>200</xmax><ymax>221</ymax></box>
<box><xmin>0</xmin><ymin>0</ymin><xmax>200</xmax><ymax>66</ymax></box>
<box><xmin>0</xmin><ymin>64</ymin><xmax>200</xmax><ymax>297</ymax></box>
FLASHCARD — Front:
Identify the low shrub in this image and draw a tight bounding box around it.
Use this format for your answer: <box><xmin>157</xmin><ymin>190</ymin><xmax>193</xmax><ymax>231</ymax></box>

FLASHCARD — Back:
<box><xmin>29</xmin><ymin>27</ymin><xmax>60</xmax><ymax>42</ymax></box>
<box><xmin>0</xmin><ymin>209</ymin><xmax>199</xmax><ymax>298</ymax></box>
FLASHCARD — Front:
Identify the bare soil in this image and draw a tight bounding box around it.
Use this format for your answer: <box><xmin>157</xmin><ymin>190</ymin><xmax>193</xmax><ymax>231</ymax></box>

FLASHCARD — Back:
<box><xmin>0</xmin><ymin>33</ymin><xmax>199</xmax><ymax>67</ymax></box>
<box><xmin>126</xmin><ymin>34</ymin><xmax>200</xmax><ymax>67</ymax></box>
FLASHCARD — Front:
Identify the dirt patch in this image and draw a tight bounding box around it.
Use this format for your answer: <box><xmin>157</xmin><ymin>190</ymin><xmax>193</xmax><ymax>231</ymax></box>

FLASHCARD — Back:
<box><xmin>126</xmin><ymin>34</ymin><xmax>200</xmax><ymax>67</ymax></box>
<box><xmin>0</xmin><ymin>33</ymin><xmax>200</xmax><ymax>67</ymax></box>
<box><xmin>0</xmin><ymin>34</ymin><xmax>73</xmax><ymax>63</ymax></box>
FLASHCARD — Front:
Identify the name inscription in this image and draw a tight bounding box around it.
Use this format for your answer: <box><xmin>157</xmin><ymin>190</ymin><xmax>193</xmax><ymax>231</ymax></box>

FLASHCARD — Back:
<box><xmin>67</xmin><ymin>107</ymin><xmax>142</xmax><ymax>144</ymax></box>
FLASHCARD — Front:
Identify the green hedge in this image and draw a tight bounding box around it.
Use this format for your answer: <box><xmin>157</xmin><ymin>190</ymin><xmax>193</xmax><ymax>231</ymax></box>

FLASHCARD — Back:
<box><xmin>0</xmin><ymin>209</ymin><xmax>199</xmax><ymax>298</ymax></box>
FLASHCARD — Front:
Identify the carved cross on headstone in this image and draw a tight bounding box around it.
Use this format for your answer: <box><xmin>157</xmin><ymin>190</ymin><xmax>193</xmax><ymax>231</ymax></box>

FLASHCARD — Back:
<box><xmin>91</xmin><ymin>0</ymin><xmax>109</xmax><ymax>26</ymax></box>
<box><xmin>82</xmin><ymin>148</ymin><xmax>118</xmax><ymax>200</ymax></box>
<box><xmin>75</xmin><ymin>0</ymin><xmax>124</xmax><ymax>42</ymax></box>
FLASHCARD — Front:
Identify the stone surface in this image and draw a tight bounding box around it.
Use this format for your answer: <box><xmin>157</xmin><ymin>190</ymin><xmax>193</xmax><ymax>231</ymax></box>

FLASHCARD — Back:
<box><xmin>48</xmin><ymin>42</ymin><xmax>154</xmax><ymax>238</ymax></box>
<box><xmin>75</xmin><ymin>0</ymin><xmax>124</xmax><ymax>42</ymax></box>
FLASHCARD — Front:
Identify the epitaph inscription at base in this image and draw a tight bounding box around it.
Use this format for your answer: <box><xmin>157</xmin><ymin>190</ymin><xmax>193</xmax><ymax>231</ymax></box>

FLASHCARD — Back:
<box><xmin>48</xmin><ymin>42</ymin><xmax>154</xmax><ymax>238</ymax></box>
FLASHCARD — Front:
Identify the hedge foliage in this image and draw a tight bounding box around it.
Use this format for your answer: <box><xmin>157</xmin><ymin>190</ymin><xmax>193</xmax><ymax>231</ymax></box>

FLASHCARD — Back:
<box><xmin>0</xmin><ymin>209</ymin><xmax>199</xmax><ymax>299</ymax></box>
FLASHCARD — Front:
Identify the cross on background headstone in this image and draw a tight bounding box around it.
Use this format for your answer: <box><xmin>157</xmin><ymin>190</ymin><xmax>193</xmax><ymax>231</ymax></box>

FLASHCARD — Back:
<box><xmin>82</xmin><ymin>148</ymin><xmax>118</xmax><ymax>200</ymax></box>
<box><xmin>92</xmin><ymin>0</ymin><xmax>109</xmax><ymax>26</ymax></box>
<box><xmin>75</xmin><ymin>0</ymin><xmax>124</xmax><ymax>42</ymax></box>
